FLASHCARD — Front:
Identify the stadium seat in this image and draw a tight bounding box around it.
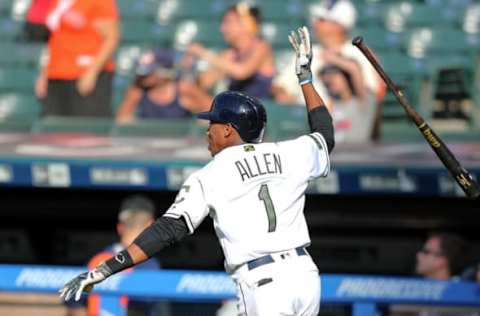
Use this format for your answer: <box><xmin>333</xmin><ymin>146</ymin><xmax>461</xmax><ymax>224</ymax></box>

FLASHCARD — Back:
<box><xmin>354</xmin><ymin>2</ymin><xmax>388</xmax><ymax>27</ymax></box>
<box><xmin>353</xmin><ymin>27</ymin><xmax>405</xmax><ymax>53</ymax></box>
<box><xmin>256</xmin><ymin>0</ymin><xmax>304</xmax><ymax>22</ymax></box>
<box><xmin>404</xmin><ymin>28</ymin><xmax>474</xmax><ymax>58</ymax></box>
<box><xmin>111</xmin><ymin>118</ymin><xmax>196</xmax><ymax>138</ymax></box>
<box><xmin>0</xmin><ymin>19</ymin><xmax>23</xmax><ymax>40</ymax></box>
<box><xmin>31</xmin><ymin>116</ymin><xmax>113</xmax><ymax>135</ymax></box>
<box><xmin>0</xmin><ymin>93</ymin><xmax>41</xmax><ymax>132</ymax></box>
<box><xmin>262</xmin><ymin>22</ymin><xmax>299</xmax><ymax>49</ymax></box>
<box><xmin>0</xmin><ymin>68</ymin><xmax>36</xmax><ymax>92</ymax></box>
<box><xmin>0</xmin><ymin>42</ymin><xmax>44</xmax><ymax>67</ymax></box>
<box><xmin>115</xmin><ymin>44</ymin><xmax>145</xmax><ymax>76</ymax></box>
<box><xmin>381</xmin><ymin>120</ymin><xmax>421</xmax><ymax>142</ymax></box>
<box><xmin>376</xmin><ymin>53</ymin><xmax>426</xmax><ymax>120</ymax></box>
<box><xmin>383</xmin><ymin>2</ymin><xmax>454</xmax><ymax>32</ymax></box>
<box><xmin>121</xmin><ymin>20</ymin><xmax>173</xmax><ymax>45</ymax></box>
<box><xmin>173</xmin><ymin>20</ymin><xmax>224</xmax><ymax>50</ymax></box>
<box><xmin>156</xmin><ymin>0</ymin><xmax>226</xmax><ymax>25</ymax></box>
<box><xmin>263</xmin><ymin>100</ymin><xmax>308</xmax><ymax>140</ymax></box>
<box><xmin>116</xmin><ymin>0</ymin><xmax>156</xmax><ymax>21</ymax></box>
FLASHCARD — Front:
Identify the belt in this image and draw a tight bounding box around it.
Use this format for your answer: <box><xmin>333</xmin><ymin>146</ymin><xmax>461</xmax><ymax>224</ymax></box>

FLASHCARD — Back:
<box><xmin>247</xmin><ymin>247</ymin><xmax>308</xmax><ymax>270</ymax></box>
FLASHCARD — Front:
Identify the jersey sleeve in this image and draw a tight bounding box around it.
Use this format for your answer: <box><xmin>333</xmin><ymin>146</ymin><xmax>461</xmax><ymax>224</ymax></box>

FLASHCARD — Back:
<box><xmin>163</xmin><ymin>174</ymin><xmax>210</xmax><ymax>234</ymax></box>
<box><xmin>289</xmin><ymin>132</ymin><xmax>331</xmax><ymax>180</ymax></box>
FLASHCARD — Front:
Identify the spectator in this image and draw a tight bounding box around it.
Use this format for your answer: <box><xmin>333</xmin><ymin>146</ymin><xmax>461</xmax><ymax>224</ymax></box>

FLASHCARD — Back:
<box><xmin>273</xmin><ymin>0</ymin><xmax>384</xmax><ymax>142</ymax></box>
<box><xmin>179</xmin><ymin>2</ymin><xmax>275</xmax><ymax>110</ymax></box>
<box><xmin>35</xmin><ymin>0</ymin><xmax>120</xmax><ymax>117</ymax></box>
<box><xmin>116</xmin><ymin>48</ymin><xmax>193</xmax><ymax>124</ymax></box>
<box><xmin>66</xmin><ymin>195</ymin><xmax>168</xmax><ymax>316</ymax></box>
<box><xmin>415</xmin><ymin>232</ymin><xmax>469</xmax><ymax>280</ymax></box>
<box><xmin>24</xmin><ymin>0</ymin><xmax>51</xmax><ymax>42</ymax></box>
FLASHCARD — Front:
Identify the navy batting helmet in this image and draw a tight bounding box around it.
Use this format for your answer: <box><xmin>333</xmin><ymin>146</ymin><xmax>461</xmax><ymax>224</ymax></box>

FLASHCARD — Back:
<box><xmin>197</xmin><ymin>91</ymin><xmax>267</xmax><ymax>143</ymax></box>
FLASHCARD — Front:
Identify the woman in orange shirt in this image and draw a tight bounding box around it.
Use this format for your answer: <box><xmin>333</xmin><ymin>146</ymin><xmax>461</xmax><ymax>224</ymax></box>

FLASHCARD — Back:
<box><xmin>35</xmin><ymin>0</ymin><xmax>120</xmax><ymax>117</ymax></box>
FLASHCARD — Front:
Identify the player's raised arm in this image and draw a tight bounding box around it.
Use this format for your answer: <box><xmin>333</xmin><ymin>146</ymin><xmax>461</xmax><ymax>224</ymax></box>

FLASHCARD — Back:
<box><xmin>289</xmin><ymin>26</ymin><xmax>335</xmax><ymax>153</ymax></box>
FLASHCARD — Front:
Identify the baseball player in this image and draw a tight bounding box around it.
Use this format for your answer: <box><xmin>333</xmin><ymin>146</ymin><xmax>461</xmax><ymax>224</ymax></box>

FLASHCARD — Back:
<box><xmin>60</xmin><ymin>26</ymin><xmax>334</xmax><ymax>316</ymax></box>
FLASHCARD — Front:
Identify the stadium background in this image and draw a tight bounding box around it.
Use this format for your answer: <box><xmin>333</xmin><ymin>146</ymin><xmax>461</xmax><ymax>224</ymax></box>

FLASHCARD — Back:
<box><xmin>0</xmin><ymin>0</ymin><xmax>479</xmax><ymax>315</ymax></box>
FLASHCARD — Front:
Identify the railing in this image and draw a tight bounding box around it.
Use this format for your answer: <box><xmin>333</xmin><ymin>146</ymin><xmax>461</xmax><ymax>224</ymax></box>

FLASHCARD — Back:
<box><xmin>1</xmin><ymin>265</ymin><xmax>479</xmax><ymax>316</ymax></box>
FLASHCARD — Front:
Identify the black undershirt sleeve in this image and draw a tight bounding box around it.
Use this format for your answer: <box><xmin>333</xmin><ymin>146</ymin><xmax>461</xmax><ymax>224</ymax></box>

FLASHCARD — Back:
<box><xmin>308</xmin><ymin>106</ymin><xmax>335</xmax><ymax>153</ymax></box>
<box><xmin>133</xmin><ymin>216</ymin><xmax>190</xmax><ymax>257</ymax></box>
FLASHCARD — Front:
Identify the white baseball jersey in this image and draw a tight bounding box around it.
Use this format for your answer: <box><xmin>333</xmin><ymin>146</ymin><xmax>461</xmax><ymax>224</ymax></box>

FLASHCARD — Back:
<box><xmin>164</xmin><ymin>132</ymin><xmax>330</xmax><ymax>272</ymax></box>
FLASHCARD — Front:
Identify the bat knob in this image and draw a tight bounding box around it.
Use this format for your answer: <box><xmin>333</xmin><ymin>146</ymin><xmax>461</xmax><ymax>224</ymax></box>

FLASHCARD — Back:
<box><xmin>352</xmin><ymin>36</ymin><xmax>363</xmax><ymax>46</ymax></box>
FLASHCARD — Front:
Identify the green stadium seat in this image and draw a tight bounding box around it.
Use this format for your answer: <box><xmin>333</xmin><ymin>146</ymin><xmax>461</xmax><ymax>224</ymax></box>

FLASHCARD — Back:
<box><xmin>0</xmin><ymin>68</ymin><xmax>36</xmax><ymax>92</ymax></box>
<box><xmin>376</xmin><ymin>53</ymin><xmax>426</xmax><ymax>120</ymax></box>
<box><xmin>173</xmin><ymin>20</ymin><xmax>224</xmax><ymax>49</ymax></box>
<box><xmin>0</xmin><ymin>93</ymin><xmax>41</xmax><ymax>132</ymax></box>
<box><xmin>262</xmin><ymin>22</ymin><xmax>298</xmax><ymax>49</ymax></box>
<box><xmin>121</xmin><ymin>21</ymin><xmax>173</xmax><ymax>45</ymax></box>
<box><xmin>381</xmin><ymin>120</ymin><xmax>421</xmax><ymax>143</ymax></box>
<box><xmin>263</xmin><ymin>100</ymin><xmax>308</xmax><ymax>141</ymax></box>
<box><xmin>383</xmin><ymin>3</ymin><xmax>454</xmax><ymax>32</ymax></box>
<box><xmin>0</xmin><ymin>42</ymin><xmax>44</xmax><ymax>67</ymax></box>
<box><xmin>115</xmin><ymin>44</ymin><xmax>145</xmax><ymax>76</ymax></box>
<box><xmin>405</xmin><ymin>28</ymin><xmax>475</xmax><ymax>58</ymax></box>
<box><xmin>117</xmin><ymin>0</ymin><xmax>156</xmax><ymax>21</ymax></box>
<box><xmin>256</xmin><ymin>0</ymin><xmax>304</xmax><ymax>22</ymax></box>
<box><xmin>354</xmin><ymin>2</ymin><xmax>389</xmax><ymax>27</ymax></box>
<box><xmin>122</xmin><ymin>21</ymin><xmax>173</xmax><ymax>46</ymax></box>
<box><xmin>156</xmin><ymin>0</ymin><xmax>226</xmax><ymax>25</ymax></box>
<box><xmin>111</xmin><ymin>118</ymin><xmax>196</xmax><ymax>138</ymax></box>
<box><xmin>0</xmin><ymin>19</ymin><xmax>23</xmax><ymax>40</ymax></box>
<box><xmin>353</xmin><ymin>27</ymin><xmax>405</xmax><ymax>53</ymax></box>
<box><xmin>31</xmin><ymin>116</ymin><xmax>113</xmax><ymax>135</ymax></box>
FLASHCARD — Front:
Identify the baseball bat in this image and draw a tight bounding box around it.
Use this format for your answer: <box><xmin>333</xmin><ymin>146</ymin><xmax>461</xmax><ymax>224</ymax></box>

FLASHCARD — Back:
<box><xmin>352</xmin><ymin>36</ymin><xmax>480</xmax><ymax>199</ymax></box>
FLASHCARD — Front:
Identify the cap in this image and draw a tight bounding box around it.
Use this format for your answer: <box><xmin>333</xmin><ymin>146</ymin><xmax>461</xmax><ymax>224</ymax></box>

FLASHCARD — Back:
<box><xmin>135</xmin><ymin>48</ymin><xmax>175</xmax><ymax>77</ymax></box>
<box><xmin>310</xmin><ymin>0</ymin><xmax>357</xmax><ymax>30</ymax></box>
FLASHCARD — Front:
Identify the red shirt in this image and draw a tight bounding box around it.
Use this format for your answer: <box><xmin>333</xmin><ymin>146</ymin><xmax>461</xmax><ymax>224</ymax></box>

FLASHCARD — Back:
<box><xmin>26</xmin><ymin>0</ymin><xmax>51</xmax><ymax>24</ymax></box>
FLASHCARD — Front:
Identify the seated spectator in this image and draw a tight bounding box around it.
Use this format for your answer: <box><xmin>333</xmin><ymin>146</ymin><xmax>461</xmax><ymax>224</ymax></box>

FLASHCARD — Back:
<box><xmin>65</xmin><ymin>195</ymin><xmax>169</xmax><ymax>316</ymax></box>
<box><xmin>179</xmin><ymin>2</ymin><xmax>275</xmax><ymax>110</ymax></box>
<box><xmin>415</xmin><ymin>232</ymin><xmax>469</xmax><ymax>280</ymax></box>
<box><xmin>272</xmin><ymin>0</ymin><xmax>384</xmax><ymax>141</ymax></box>
<box><xmin>24</xmin><ymin>0</ymin><xmax>51</xmax><ymax>42</ymax></box>
<box><xmin>320</xmin><ymin>62</ymin><xmax>376</xmax><ymax>143</ymax></box>
<box><xmin>116</xmin><ymin>48</ymin><xmax>193</xmax><ymax>124</ymax></box>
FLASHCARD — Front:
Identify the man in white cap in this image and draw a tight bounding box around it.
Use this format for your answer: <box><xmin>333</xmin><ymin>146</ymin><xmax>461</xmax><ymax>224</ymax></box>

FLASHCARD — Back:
<box><xmin>273</xmin><ymin>0</ymin><xmax>384</xmax><ymax>137</ymax></box>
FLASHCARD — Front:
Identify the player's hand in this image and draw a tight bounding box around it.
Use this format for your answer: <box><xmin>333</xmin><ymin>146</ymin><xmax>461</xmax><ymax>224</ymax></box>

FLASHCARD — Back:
<box><xmin>59</xmin><ymin>265</ymin><xmax>109</xmax><ymax>301</ymax></box>
<box><xmin>288</xmin><ymin>26</ymin><xmax>313</xmax><ymax>85</ymax></box>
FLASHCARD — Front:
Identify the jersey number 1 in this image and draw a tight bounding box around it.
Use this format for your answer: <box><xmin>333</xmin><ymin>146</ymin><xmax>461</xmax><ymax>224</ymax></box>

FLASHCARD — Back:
<box><xmin>258</xmin><ymin>184</ymin><xmax>276</xmax><ymax>232</ymax></box>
